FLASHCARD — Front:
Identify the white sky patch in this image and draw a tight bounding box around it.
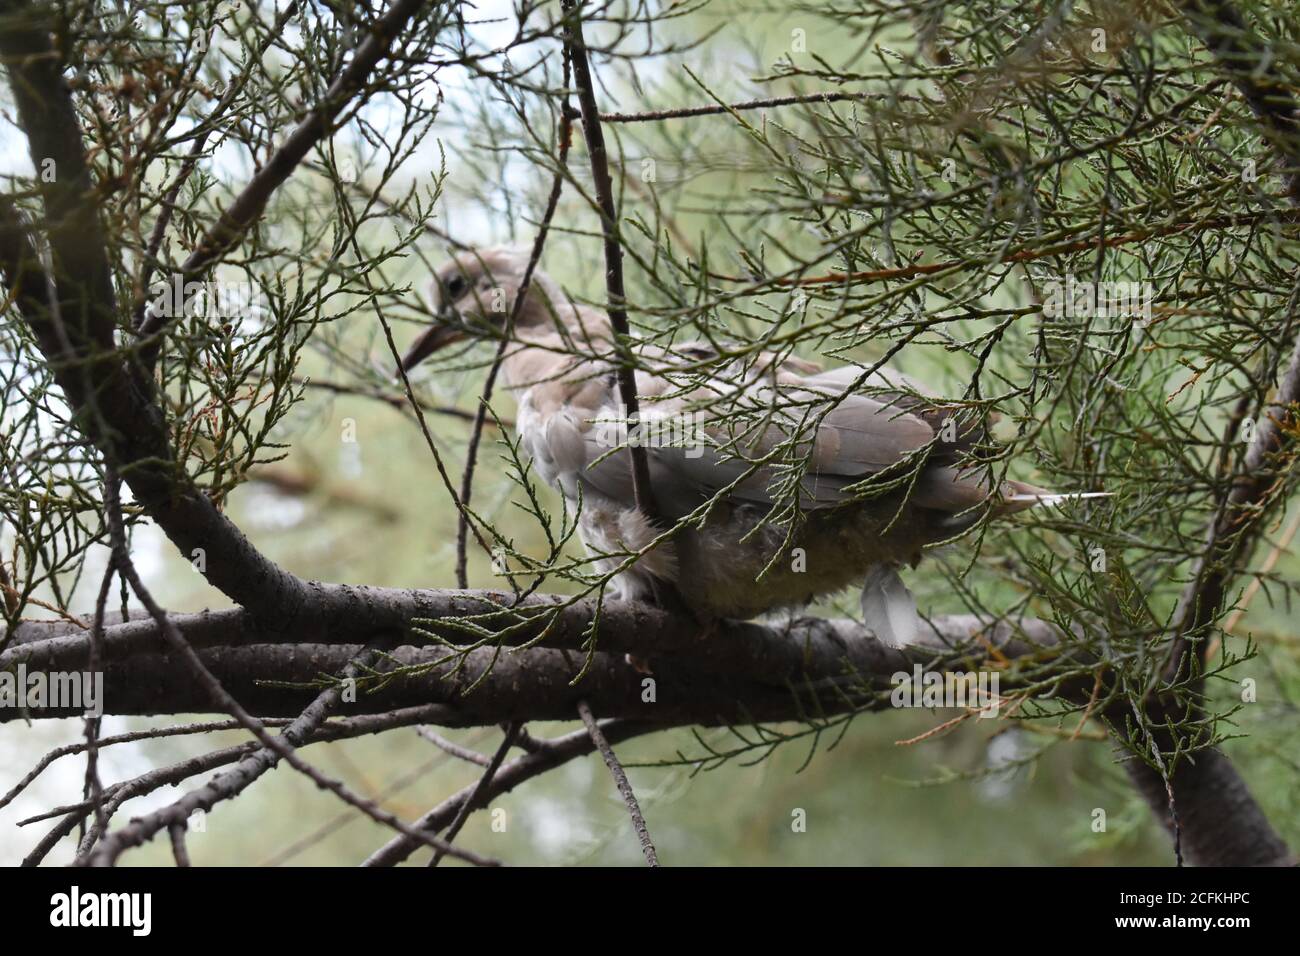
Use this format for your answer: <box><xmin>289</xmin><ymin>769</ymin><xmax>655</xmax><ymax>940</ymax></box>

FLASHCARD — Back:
<box><xmin>242</xmin><ymin>485</ymin><xmax>308</xmax><ymax>531</ymax></box>
<box><xmin>978</xmin><ymin>728</ymin><xmax>1031</xmax><ymax>802</ymax></box>
<box><xmin>0</xmin><ymin>715</ymin><xmax>159</xmax><ymax>865</ymax></box>
<box><xmin>521</xmin><ymin>794</ymin><xmax>598</xmax><ymax>860</ymax></box>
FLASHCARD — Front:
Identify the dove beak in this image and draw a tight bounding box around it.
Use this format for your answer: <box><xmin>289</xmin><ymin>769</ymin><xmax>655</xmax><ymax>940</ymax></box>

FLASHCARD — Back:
<box><xmin>398</xmin><ymin>323</ymin><xmax>466</xmax><ymax>375</ymax></box>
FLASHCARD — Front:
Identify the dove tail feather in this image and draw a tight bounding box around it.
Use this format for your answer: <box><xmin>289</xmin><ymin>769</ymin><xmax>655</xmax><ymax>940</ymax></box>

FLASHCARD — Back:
<box><xmin>859</xmin><ymin>564</ymin><xmax>921</xmax><ymax>648</ymax></box>
<box><xmin>998</xmin><ymin>480</ymin><xmax>1111</xmax><ymax>514</ymax></box>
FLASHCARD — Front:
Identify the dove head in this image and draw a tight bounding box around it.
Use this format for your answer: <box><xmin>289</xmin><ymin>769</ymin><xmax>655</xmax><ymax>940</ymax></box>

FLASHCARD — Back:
<box><xmin>399</xmin><ymin>246</ymin><xmax>570</xmax><ymax>373</ymax></box>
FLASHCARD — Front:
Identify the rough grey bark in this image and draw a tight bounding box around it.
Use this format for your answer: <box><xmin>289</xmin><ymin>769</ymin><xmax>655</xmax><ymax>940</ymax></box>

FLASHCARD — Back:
<box><xmin>1124</xmin><ymin>748</ymin><xmax>1295</xmax><ymax>867</ymax></box>
<box><xmin>1</xmin><ymin>599</ymin><xmax>1062</xmax><ymax>703</ymax></box>
<box><xmin>4</xmin><ymin>599</ymin><xmax>1292</xmax><ymax>867</ymax></box>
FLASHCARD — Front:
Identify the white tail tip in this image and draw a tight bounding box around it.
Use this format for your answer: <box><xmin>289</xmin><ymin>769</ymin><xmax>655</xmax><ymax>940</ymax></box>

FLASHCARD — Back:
<box><xmin>1006</xmin><ymin>491</ymin><xmax>1112</xmax><ymax>506</ymax></box>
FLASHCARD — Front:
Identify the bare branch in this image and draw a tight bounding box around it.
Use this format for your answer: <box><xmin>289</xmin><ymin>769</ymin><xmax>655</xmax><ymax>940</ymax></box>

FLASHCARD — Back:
<box><xmin>578</xmin><ymin>700</ymin><xmax>659</xmax><ymax>867</ymax></box>
<box><xmin>429</xmin><ymin>722</ymin><xmax>520</xmax><ymax>866</ymax></box>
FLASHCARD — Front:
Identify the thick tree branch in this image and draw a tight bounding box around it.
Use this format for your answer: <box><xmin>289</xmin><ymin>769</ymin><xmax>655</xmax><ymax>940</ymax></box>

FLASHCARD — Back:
<box><xmin>6</xmin><ymin>593</ymin><xmax>1286</xmax><ymax>866</ymax></box>
<box><xmin>1123</xmin><ymin>728</ymin><xmax>1294</xmax><ymax>867</ymax></box>
<box><xmin>1</xmin><ymin>595</ymin><xmax>1046</xmax><ymax>693</ymax></box>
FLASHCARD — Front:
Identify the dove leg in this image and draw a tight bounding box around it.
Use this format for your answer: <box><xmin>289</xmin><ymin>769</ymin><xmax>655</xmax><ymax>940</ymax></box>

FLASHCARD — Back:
<box><xmin>623</xmin><ymin>575</ymin><xmax>708</xmax><ymax>674</ymax></box>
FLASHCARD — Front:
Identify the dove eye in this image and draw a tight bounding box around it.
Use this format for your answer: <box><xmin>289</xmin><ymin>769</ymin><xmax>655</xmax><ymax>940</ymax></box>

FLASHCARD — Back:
<box><xmin>443</xmin><ymin>274</ymin><xmax>468</xmax><ymax>301</ymax></box>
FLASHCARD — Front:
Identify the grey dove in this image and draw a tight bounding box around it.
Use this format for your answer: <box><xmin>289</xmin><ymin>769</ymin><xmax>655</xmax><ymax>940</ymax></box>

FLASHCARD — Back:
<box><xmin>400</xmin><ymin>247</ymin><xmax>1094</xmax><ymax>646</ymax></box>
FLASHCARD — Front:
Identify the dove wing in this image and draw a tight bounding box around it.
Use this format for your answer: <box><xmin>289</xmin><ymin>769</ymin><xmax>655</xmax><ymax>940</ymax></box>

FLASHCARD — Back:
<box><xmin>574</xmin><ymin>369</ymin><xmax>994</xmax><ymax>518</ymax></box>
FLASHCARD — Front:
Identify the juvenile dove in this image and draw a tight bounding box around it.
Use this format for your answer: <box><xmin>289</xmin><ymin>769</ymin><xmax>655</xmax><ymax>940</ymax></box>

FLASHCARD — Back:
<box><xmin>400</xmin><ymin>248</ymin><xmax>1090</xmax><ymax>646</ymax></box>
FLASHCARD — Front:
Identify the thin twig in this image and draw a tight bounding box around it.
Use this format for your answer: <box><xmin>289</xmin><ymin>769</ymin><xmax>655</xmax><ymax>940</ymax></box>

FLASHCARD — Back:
<box><xmin>364</xmin><ymin>719</ymin><xmax>660</xmax><ymax>867</ymax></box>
<box><xmin>259</xmin><ymin>729</ymin><xmax>492</xmax><ymax>867</ymax></box>
<box><xmin>429</xmin><ymin>722</ymin><xmax>521</xmax><ymax>866</ymax></box>
<box><xmin>600</xmin><ymin>90</ymin><xmax>919</xmax><ymax>123</ymax></box>
<box><xmin>167</xmin><ymin>822</ymin><xmax>191</xmax><ymax>867</ymax></box>
<box><xmin>293</xmin><ymin>375</ymin><xmax>505</xmax><ymax>425</ymax></box>
<box><xmin>18</xmin><ymin>706</ymin><xmax>470</xmax><ymax>866</ymax></box>
<box><xmin>577</xmin><ymin>700</ymin><xmax>659</xmax><ymax>867</ymax></box>
<box><xmin>1217</xmin><ymin>506</ymin><xmax>1300</xmax><ymax>647</ymax></box>
<box><xmin>561</xmin><ymin>0</ymin><xmax>658</xmax><ymax>522</ymax></box>
<box><xmin>455</xmin><ymin>48</ymin><xmax>574</xmax><ymax>588</ymax></box>
<box><xmin>417</xmin><ymin>727</ymin><xmax>493</xmax><ymax>766</ymax></box>
<box><xmin>709</xmin><ymin>206</ymin><xmax>1300</xmax><ymax>289</ymax></box>
<box><xmin>81</xmin><ymin>528</ymin><xmax>117</xmax><ymax>842</ymax></box>
<box><xmin>1128</xmin><ymin>697</ymin><xmax>1184</xmax><ymax>868</ymax></box>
